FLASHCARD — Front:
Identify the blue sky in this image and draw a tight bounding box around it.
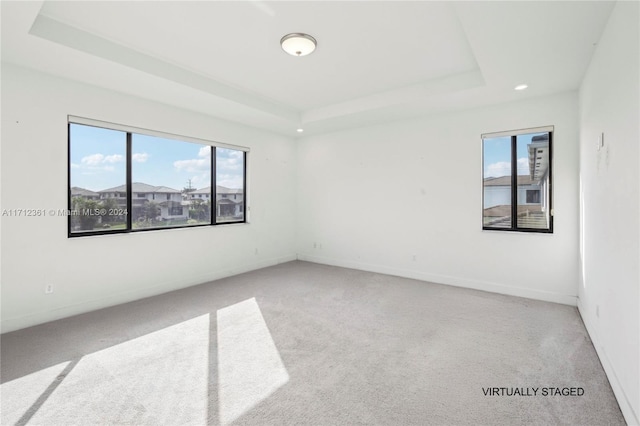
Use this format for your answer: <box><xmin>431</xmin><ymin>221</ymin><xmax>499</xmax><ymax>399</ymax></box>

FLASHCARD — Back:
<box><xmin>483</xmin><ymin>133</ymin><xmax>543</xmax><ymax>178</ymax></box>
<box><xmin>70</xmin><ymin>124</ymin><xmax>244</xmax><ymax>192</ymax></box>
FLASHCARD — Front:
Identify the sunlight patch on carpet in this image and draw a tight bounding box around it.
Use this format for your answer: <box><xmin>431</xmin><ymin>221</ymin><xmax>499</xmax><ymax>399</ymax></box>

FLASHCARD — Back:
<box><xmin>3</xmin><ymin>315</ymin><xmax>211</xmax><ymax>425</ymax></box>
<box><xmin>1</xmin><ymin>361</ymin><xmax>72</xmax><ymax>425</ymax></box>
<box><xmin>217</xmin><ymin>297</ymin><xmax>289</xmax><ymax>425</ymax></box>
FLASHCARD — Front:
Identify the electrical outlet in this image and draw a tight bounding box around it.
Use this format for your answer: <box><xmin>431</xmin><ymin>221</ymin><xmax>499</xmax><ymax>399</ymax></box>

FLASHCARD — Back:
<box><xmin>412</xmin><ymin>255</ymin><xmax>417</xmax><ymax>261</ymax></box>
<box><xmin>313</xmin><ymin>242</ymin><xmax>317</xmax><ymax>249</ymax></box>
<box><xmin>45</xmin><ymin>284</ymin><xmax>54</xmax><ymax>294</ymax></box>
<box><xmin>596</xmin><ymin>305</ymin><xmax>599</xmax><ymax>318</ymax></box>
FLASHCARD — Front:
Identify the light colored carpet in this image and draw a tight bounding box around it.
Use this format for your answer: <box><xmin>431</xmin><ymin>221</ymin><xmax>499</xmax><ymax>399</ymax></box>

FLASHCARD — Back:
<box><xmin>1</xmin><ymin>260</ymin><xmax>625</xmax><ymax>425</ymax></box>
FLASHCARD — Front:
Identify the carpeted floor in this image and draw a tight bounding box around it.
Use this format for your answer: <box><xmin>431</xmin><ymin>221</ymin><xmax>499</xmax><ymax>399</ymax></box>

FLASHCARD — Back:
<box><xmin>1</xmin><ymin>261</ymin><xmax>625</xmax><ymax>425</ymax></box>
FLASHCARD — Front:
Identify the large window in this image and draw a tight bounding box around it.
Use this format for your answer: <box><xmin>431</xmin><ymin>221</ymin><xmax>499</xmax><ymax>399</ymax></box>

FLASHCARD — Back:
<box><xmin>482</xmin><ymin>127</ymin><xmax>553</xmax><ymax>233</ymax></box>
<box><xmin>68</xmin><ymin>118</ymin><xmax>247</xmax><ymax>237</ymax></box>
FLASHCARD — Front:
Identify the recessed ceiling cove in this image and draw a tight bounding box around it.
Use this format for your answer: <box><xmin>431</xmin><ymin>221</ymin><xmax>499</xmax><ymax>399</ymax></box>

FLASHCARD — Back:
<box><xmin>1</xmin><ymin>1</ymin><xmax>615</xmax><ymax>136</ymax></box>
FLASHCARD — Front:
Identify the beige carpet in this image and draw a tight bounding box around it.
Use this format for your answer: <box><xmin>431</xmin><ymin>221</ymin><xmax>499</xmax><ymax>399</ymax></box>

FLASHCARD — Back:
<box><xmin>1</xmin><ymin>261</ymin><xmax>625</xmax><ymax>425</ymax></box>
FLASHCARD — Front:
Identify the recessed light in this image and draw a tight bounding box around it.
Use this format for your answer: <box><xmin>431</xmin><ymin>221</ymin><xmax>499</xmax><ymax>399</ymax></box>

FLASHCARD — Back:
<box><xmin>281</xmin><ymin>33</ymin><xmax>317</xmax><ymax>57</ymax></box>
<box><xmin>297</xmin><ymin>128</ymin><xmax>304</xmax><ymax>133</ymax></box>
<box><xmin>514</xmin><ymin>84</ymin><xmax>528</xmax><ymax>91</ymax></box>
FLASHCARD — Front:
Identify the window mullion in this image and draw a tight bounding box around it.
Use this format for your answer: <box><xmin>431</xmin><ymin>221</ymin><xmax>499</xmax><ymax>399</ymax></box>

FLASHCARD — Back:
<box><xmin>126</xmin><ymin>132</ymin><xmax>132</xmax><ymax>231</ymax></box>
<box><xmin>211</xmin><ymin>146</ymin><xmax>216</xmax><ymax>225</ymax></box>
<box><xmin>511</xmin><ymin>135</ymin><xmax>518</xmax><ymax>230</ymax></box>
<box><xmin>548</xmin><ymin>132</ymin><xmax>553</xmax><ymax>233</ymax></box>
<box><xmin>67</xmin><ymin>123</ymin><xmax>72</xmax><ymax>237</ymax></box>
<box><xmin>242</xmin><ymin>151</ymin><xmax>247</xmax><ymax>223</ymax></box>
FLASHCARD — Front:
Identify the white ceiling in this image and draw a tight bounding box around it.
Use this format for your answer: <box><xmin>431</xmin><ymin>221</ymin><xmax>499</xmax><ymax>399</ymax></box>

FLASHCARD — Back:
<box><xmin>1</xmin><ymin>1</ymin><xmax>615</xmax><ymax>137</ymax></box>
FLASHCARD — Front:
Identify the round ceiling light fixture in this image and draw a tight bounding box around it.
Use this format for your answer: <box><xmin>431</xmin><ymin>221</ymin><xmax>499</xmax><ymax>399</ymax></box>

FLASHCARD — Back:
<box><xmin>280</xmin><ymin>33</ymin><xmax>317</xmax><ymax>57</ymax></box>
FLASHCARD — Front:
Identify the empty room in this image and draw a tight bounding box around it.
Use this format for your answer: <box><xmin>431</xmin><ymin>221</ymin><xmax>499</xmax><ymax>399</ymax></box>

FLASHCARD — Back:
<box><xmin>1</xmin><ymin>1</ymin><xmax>638</xmax><ymax>425</ymax></box>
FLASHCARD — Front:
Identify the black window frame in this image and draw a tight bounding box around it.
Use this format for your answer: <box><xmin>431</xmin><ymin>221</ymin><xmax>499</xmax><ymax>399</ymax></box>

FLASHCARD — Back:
<box><xmin>482</xmin><ymin>128</ymin><xmax>553</xmax><ymax>234</ymax></box>
<box><xmin>67</xmin><ymin>119</ymin><xmax>248</xmax><ymax>238</ymax></box>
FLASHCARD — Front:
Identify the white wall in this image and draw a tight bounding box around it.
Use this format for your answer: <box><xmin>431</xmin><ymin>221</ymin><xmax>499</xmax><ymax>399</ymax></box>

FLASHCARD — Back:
<box><xmin>578</xmin><ymin>1</ymin><xmax>639</xmax><ymax>424</ymax></box>
<box><xmin>1</xmin><ymin>9</ymin><xmax>636</xmax><ymax>420</ymax></box>
<box><xmin>297</xmin><ymin>91</ymin><xmax>579</xmax><ymax>305</ymax></box>
<box><xmin>0</xmin><ymin>64</ymin><xmax>297</xmax><ymax>333</ymax></box>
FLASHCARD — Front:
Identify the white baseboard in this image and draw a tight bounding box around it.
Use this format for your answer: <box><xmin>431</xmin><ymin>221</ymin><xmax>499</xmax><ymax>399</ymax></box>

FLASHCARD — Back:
<box><xmin>577</xmin><ymin>299</ymin><xmax>640</xmax><ymax>426</ymax></box>
<box><xmin>0</xmin><ymin>253</ymin><xmax>297</xmax><ymax>334</ymax></box>
<box><xmin>297</xmin><ymin>254</ymin><xmax>577</xmax><ymax>306</ymax></box>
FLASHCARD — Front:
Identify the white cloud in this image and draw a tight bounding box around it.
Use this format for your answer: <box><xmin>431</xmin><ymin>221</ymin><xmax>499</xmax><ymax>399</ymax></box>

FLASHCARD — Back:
<box><xmin>216</xmin><ymin>148</ymin><xmax>243</xmax><ymax>173</ymax></box>
<box><xmin>81</xmin><ymin>154</ymin><xmax>106</xmax><ymax>166</ymax></box>
<box><xmin>484</xmin><ymin>161</ymin><xmax>510</xmax><ymax>178</ymax></box>
<box><xmin>217</xmin><ymin>173</ymin><xmax>243</xmax><ymax>189</ymax></box>
<box><xmin>174</xmin><ymin>147</ymin><xmax>243</xmax><ymax>187</ymax></box>
<box><xmin>517</xmin><ymin>157</ymin><xmax>529</xmax><ymax>174</ymax></box>
<box><xmin>191</xmin><ymin>173</ymin><xmax>211</xmax><ymax>187</ymax></box>
<box><xmin>103</xmin><ymin>154</ymin><xmax>124</xmax><ymax>163</ymax></box>
<box><xmin>485</xmin><ymin>158</ymin><xmax>530</xmax><ymax>178</ymax></box>
<box><xmin>76</xmin><ymin>153</ymin><xmax>123</xmax><ymax>174</ymax></box>
<box><xmin>219</xmin><ymin>159</ymin><xmax>240</xmax><ymax>172</ymax></box>
<box><xmin>80</xmin><ymin>153</ymin><xmax>124</xmax><ymax>166</ymax></box>
<box><xmin>132</xmin><ymin>152</ymin><xmax>149</xmax><ymax>163</ymax></box>
<box><xmin>174</xmin><ymin>158</ymin><xmax>209</xmax><ymax>173</ymax></box>
<box><xmin>174</xmin><ymin>147</ymin><xmax>212</xmax><ymax>173</ymax></box>
<box><xmin>229</xmin><ymin>150</ymin><xmax>243</xmax><ymax>159</ymax></box>
<box><xmin>216</xmin><ymin>150</ymin><xmax>243</xmax><ymax>186</ymax></box>
<box><xmin>198</xmin><ymin>146</ymin><xmax>211</xmax><ymax>158</ymax></box>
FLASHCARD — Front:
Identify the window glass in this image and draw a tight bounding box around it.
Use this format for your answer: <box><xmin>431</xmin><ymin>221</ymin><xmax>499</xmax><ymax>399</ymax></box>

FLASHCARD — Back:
<box><xmin>216</xmin><ymin>148</ymin><xmax>245</xmax><ymax>223</ymax></box>
<box><xmin>131</xmin><ymin>134</ymin><xmax>211</xmax><ymax>229</ymax></box>
<box><xmin>516</xmin><ymin>133</ymin><xmax>551</xmax><ymax>229</ymax></box>
<box><xmin>482</xmin><ymin>129</ymin><xmax>552</xmax><ymax>233</ymax></box>
<box><xmin>69</xmin><ymin>123</ymin><xmax>127</xmax><ymax>234</ymax></box>
<box><xmin>482</xmin><ymin>136</ymin><xmax>512</xmax><ymax>228</ymax></box>
<box><xmin>69</xmin><ymin>120</ymin><xmax>247</xmax><ymax>236</ymax></box>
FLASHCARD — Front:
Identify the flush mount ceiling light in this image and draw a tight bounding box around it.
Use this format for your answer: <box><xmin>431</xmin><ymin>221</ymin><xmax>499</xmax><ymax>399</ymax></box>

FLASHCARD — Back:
<box><xmin>514</xmin><ymin>84</ymin><xmax>529</xmax><ymax>91</ymax></box>
<box><xmin>297</xmin><ymin>128</ymin><xmax>304</xmax><ymax>133</ymax></box>
<box><xmin>280</xmin><ymin>33</ymin><xmax>317</xmax><ymax>57</ymax></box>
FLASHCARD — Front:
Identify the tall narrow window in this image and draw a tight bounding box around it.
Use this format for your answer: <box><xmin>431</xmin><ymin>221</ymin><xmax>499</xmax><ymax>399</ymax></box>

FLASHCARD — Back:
<box><xmin>215</xmin><ymin>147</ymin><xmax>245</xmax><ymax>223</ymax></box>
<box><xmin>69</xmin><ymin>123</ymin><xmax>128</xmax><ymax>235</ymax></box>
<box><xmin>482</xmin><ymin>136</ymin><xmax>512</xmax><ymax>229</ymax></box>
<box><xmin>482</xmin><ymin>127</ymin><xmax>553</xmax><ymax>233</ymax></box>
